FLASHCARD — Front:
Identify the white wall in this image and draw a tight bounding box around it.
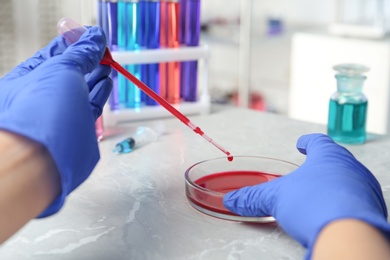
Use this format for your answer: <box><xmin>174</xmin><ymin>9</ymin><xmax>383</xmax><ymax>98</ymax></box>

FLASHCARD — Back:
<box><xmin>202</xmin><ymin>0</ymin><xmax>390</xmax><ymax>27</ymax></box>
<box><xmin>201</xmin><ymin>0</ymin><xmax>390</xmax><ymax>113</ymax></box>
<box><xmin>201</xmin><ymin>0</ymin><xmax>335</xmax><ymax>27</ymax></box>
<box><xmin>3</xmin><ymin>0</ymin><xmax>96</xmax><ymax>75</ymax></box>
<box><xmin>0</xmin><ymin>0</ymin><xmax>15</xmax><ymax>75</ymax></box>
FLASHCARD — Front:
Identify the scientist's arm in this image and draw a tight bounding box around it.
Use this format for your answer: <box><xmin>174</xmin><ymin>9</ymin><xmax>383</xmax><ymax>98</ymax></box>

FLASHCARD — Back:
<box><xmin>313</xmin><ymin>219</ymin><xmax>390</xmax><ymax>260</ymax></box>
<box><xmin>0</xmin><ymin>131</ymin><xmax>60</xmax><ymax>243</ymax></box>
<box><xmin>0</xmin><ymin>26</ymin><xmax>112</xmax><ymax>242</ymax></box>
<box><xmin>224</xmin><ymin>133</ymin><xmax>390</xmax><ymax>260</ymax></box>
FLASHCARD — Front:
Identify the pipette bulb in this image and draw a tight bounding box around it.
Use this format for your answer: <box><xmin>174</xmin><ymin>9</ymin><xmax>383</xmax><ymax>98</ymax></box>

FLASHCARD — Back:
<box><xmin>57</xmin><ymin>17</ymin><xmax>87</xmax><ymax>44</ymax></box>
<box><xmin>57</xmin><ymin>17</ymin><xmax>114</xmax><ymax>65</ymax></box>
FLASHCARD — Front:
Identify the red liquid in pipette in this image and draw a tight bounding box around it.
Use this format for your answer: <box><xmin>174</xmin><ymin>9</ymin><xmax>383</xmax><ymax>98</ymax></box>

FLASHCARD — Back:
<box><xmin>101</xmin><ymin>50</ymin><xmax>233</xmax><ymax>160</ymax></box>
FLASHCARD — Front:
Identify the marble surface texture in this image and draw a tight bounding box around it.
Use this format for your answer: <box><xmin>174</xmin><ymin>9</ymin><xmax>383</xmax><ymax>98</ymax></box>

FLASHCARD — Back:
<box><xmin>1</xmin><ymin>107</ymin><xmax>390</xmax><ymax>259</ymax></box>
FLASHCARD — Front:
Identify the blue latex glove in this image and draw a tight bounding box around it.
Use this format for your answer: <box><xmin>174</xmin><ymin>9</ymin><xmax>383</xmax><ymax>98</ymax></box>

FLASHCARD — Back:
<box><xmin>0</xmin><ymin>26</ymin><xmax>112</xmax><ymax>217</ymax></box>
<box><xmin>224</xmin><ymin>133</ymin><xmax>390</xmax><ymax>259</ymax></box>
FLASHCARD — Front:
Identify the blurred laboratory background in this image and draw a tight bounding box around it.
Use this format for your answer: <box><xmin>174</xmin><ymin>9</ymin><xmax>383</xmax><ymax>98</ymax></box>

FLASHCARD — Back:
<box><xmin>1</xmin><ymin>0</ymin><xmax>390</xmax><ymax>134</ymax></box>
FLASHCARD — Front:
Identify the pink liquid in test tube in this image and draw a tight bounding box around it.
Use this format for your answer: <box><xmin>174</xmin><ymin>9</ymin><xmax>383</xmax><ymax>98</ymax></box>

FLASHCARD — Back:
<box><xmin>95</xmin><ymin>116</ymin><xmax>104</xmax><ymax>141</ymax></box>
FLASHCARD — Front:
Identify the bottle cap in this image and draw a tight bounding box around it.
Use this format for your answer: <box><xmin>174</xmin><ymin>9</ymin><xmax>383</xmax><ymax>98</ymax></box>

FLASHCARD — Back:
<box><xmin>333</xmin><ymin>63</ymin><xmax>370</xmax><ymax>77</ymax></box>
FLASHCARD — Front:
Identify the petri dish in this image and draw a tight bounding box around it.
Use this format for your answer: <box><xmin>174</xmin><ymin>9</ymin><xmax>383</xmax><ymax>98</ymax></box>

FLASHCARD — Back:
<box><xmin>185</xmin><ymin>156</ymin><xmax>298</xmax><ymax>223</ymax></box>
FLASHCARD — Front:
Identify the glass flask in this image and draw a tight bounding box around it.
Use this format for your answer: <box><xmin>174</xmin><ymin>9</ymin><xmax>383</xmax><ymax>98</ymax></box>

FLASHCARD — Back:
<box><xmin>327</xmin><ymin>63</ymin><xmax>369</xmax><ymax>144</ymax></box>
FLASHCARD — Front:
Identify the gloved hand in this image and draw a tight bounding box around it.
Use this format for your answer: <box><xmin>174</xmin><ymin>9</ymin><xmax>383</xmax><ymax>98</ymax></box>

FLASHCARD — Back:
<box><xmin>223</xmin><ymin>133</ymin><xmax>390</xmax><ymax>259</ymax></box>
<box><xmin>0</xmin><ymin>26</ymin><xmax>112</xmax><ymax>217</ymax></box>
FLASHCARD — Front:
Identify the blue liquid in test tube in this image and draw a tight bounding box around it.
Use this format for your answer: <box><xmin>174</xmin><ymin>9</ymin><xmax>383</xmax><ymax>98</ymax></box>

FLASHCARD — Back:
<box><xmin>125</xmin><ymin>0</ymin><xmax>142</xmax><ymax>108</ymax></box>
<box><xmin>144</xmin><ymin>0</ymin><xmax>161</xmax><ymax>106</ymax></box>
<box><xmin>117</xmin><ymin>0</ymin><xmax>142</xmax><ymax>108</ymax></box>
<box><xmin>139</xmin><ymin>0</ymin><xmax>147</xmax><ymax>103</ymax></box>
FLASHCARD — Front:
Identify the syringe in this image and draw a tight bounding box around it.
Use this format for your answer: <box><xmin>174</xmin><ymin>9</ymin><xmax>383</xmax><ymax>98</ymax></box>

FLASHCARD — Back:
<box><xmin>113</xmin><ymin>126</ymin><xmax>163</xmax><ymax>154</ymax></box>
<box><xmin>57</xmin><ymin>18</ymin><xmax>233</xmax><ymax>161</ymax></box>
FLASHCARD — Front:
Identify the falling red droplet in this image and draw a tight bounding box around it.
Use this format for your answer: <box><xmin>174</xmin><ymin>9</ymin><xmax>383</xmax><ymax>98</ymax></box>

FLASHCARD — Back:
<box><xmin>227</xmin><ymin>152</ymin><xmax>234</xmax><ymax>162</ymax></box>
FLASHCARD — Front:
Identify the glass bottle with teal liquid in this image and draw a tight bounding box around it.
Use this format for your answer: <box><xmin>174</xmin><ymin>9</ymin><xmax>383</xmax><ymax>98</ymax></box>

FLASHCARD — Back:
<box><xmin>327</xmin><ymin>64</ymin><xmax>369</xmax><ymax>144</ymax></box>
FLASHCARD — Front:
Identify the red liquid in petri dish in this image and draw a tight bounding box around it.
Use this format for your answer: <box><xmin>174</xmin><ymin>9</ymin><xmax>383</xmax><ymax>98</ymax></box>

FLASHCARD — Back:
<box><xmin>187</xmin><ymin>170</ymin><xmax>280</xmax><ymax>216</ymax></box>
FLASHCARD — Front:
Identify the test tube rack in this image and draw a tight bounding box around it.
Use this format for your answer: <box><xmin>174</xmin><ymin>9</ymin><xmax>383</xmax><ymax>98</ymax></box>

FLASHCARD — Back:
<box><xmin>102</xmin><ymin>44</ymin><xmax>211</xmax><ymax>126</ymax></box>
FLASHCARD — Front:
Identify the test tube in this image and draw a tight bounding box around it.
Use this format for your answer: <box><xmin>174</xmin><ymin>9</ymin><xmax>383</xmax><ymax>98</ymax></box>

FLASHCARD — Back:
<box><xmin>144</xmin><ymin>0</ymin><xmax>161</xmax><ymax>106</ymax></box>
<box><xmin>96</xmin><ymin>116</ymin><xmax>104</xmax><ymax>141</ymax></box>
<box><xmin>125</xmin><ymin>0</ymin><xmax>142</xmax><ymax>108</ymax></box>
<box><xmin>179</xmin><ymin>0</ymin><xmax>186</xmax><ymax>98</ymax></box>
<box><xmin>139</xmin><ymin>0</ymin><xmax>147</xmax><ymax>103</ymax></box>
<box><xmin>106</xmin><ymin>0</ymin><xmax>120</xmax><ymax>110</ymax></box>
<box><xmin>117</xmin><ymin>0</ymin><xmax>142</xmax><ymax>108</ymax></box>
<box><xmin>181</xmin><ymin>0</ymin><xmax>200</xmax><ymax>102</ymax></box>
<box><xmin>97</xmin><ymin>0</ymin><xmax>108</xmax><ymax>32</ymax></box>
<box><xmin>179</xmin><ymin>0</ymin><xmax>186</xmax><ymax>44</ymax></box>
<box><xmin>159</xmin><ymin>0</ymin><xmax>168</xmax><ymax>100</ymax></box>
<box><xmin>166</xmin><ymin>0</ymin><xmax>180</xmax><ymax>104</ymax></box>
<box><xmin>97</xmin><ymin>1</ymin><xmax>110</xmax><ymax>125</ymax></box>
<box><xmin>117</xmin><ymin>0</ymin><xmax>128</xmax><ymax>106</ymax></box>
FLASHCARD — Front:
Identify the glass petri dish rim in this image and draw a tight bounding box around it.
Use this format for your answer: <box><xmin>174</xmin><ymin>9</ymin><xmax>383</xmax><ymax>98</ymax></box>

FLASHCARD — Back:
<box><xmin>185</xmin><ymin>155</ymin><xmax>299</xmax><ymax>196</ymax></box>
<box><xmin>188</xmin><ymin>199</ymin><xmax>277</xmax><ymax>223</ymax></box>
<box><xmin>184</xmin><ymin>155</ymin><xmax>299</xmax><ymax>222</ymax></box>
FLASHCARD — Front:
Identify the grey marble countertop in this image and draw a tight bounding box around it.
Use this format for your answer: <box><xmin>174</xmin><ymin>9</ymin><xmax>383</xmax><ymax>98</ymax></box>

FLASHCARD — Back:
<box><xmin>1</xmin><ymin>108</ymin><xmax>390</xmax><ymax>260</ymax></box>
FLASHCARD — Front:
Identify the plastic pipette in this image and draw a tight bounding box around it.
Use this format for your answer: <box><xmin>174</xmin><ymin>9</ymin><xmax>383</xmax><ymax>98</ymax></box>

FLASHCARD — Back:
<box><xmin>57</xmin><ymin>18</ymin><xmax>233</xmax><ymax>161</ymax></box>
